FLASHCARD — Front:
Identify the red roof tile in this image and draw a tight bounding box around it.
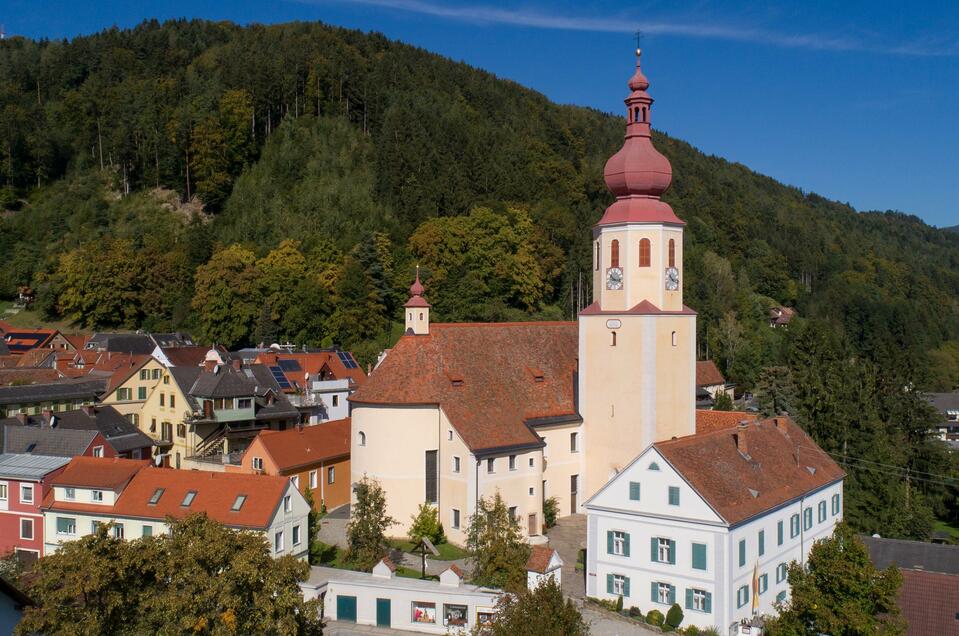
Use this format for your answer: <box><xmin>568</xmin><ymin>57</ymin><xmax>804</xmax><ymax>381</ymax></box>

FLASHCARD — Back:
<box><xmin>350</xmin><ymin>322</ymin><xmax>578</xmax><ymax>452</ymax></box>
<box><xmin>0</xmin><ymin>368</ymin><xmax>62</xmax><ymax>386</ymax></box>
<box><xmin>897</xmin><ymin>569</ymin><xmax>959</xmax><ymax>636</ymax></box>
<box><xmin>526</xmin><ymin>545</ymin><xmax>559</xmax><ymax>573</ymax></box>
<box><xmin>253</xmin><ymin>351</ymin><xmax>366</xmax><ymax>390</ymax></box>
<box><xmin>579</xmin><ymin>300</ymin><xmax>696</xmax><ymax>316</ymax></box>
<box><xmin>161</xmin><ymin>346</ymin><xmax>219</xmax><ymax>367</ymax></box>
<box><xmin>49</xmin><ymin>456</ymin><xmax>148</xmax><ymax>489</ymax></box>
<box><xmin>695</xmin><ymin>360</ymin><xmax>725</xmax><ymax>387</ymax></box>
<box><xmin>695</xmin><ymin>409</ymin><xmax>758</xmax><ymax>434</ymax></box>
<box><xmin>656</xmin><ymin>416</ymin><xmax>845</xmax><ymax>525</ymax></box>
<box><xmin>251</xmin><ymin>418</ymin><xmax>351</xmax><ymax>471</ymax></box>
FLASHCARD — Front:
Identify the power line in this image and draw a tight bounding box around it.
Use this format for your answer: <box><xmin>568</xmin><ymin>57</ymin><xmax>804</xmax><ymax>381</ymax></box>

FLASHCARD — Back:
<box><xmin>796</xmin><ymin>444</ymin><xmax>959</xmax><ymax>488</ymax></box>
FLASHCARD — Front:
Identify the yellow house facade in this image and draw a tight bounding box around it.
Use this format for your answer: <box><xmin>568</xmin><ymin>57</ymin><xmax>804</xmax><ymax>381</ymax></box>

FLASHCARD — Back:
<box><xmin>100</xmin><ymin>356</ymin><xmax>168</xmax><ymax>422</ymax></box>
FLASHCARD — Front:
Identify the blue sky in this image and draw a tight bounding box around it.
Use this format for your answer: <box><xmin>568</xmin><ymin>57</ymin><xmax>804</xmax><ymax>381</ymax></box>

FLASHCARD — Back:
<box><xmin>5</xmin><ymin>0</ymin><xmax>958</xmax><ymax>227</ymax></box>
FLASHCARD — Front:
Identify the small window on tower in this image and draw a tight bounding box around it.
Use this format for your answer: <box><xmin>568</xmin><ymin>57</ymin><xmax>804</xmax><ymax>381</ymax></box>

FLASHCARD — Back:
<box><xmin>419</xmin><ymin>312</ymin><xmax>423</xmax><ymax>320</ymax></box>
<box><xmin>611</xmin><ymin>332</ymin><xmax>617</xmax><ymax>347</ymax></box>
<box><xmin>671</xmin><ymin>331</ymin><xmax>678</xmax><ymax>347</ymax></box>
<box><xmin>639</xmin><ymin>239</ymin><xmax>651</xmax><ymax>267</ymax></box>
<box><xmin>610</xmin><ymin>239</ymin><xmax>620</xmax><ymax>268</ymax></box>
<box><xmin>668</xmin><ymin>239</ymin><xmax>676</xmax><ymax>268</ymax></box>
<box><xmin>642</xmin><ymin>106</ymin><xmax>647</xmax><ymax>122</ymax></box>
<box><xmin>634</xmin><ymin>106</ymin><xmax>640</xmax><ymax>122</ymax></box>
<box><xmin>594</xmin><ymin>242</ymin><xmax>600</xmax><ymax>271</ymax></box>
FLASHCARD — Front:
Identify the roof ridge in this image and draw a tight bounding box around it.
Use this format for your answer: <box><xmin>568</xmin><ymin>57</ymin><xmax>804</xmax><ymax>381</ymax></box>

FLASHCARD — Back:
<box><xmin>430</xmin><ymin>321</ymin><xmax>576</xmax><ymax>328</ymax></box>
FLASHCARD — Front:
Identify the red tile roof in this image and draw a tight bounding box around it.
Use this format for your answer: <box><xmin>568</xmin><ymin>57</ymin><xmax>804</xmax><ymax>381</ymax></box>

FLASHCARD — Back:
<box><xmin>49</xmin><ymin>456</ymin><xmax>148</xmax><ymax>489</ymax></box>
<box><xmin>897</xmin><ymin>569</ymin><xmax>959</xmax><ymax>636</ymax></box>
<box><xmin>61</xmin><ymin>334</ymin><xmax>90</xmax><ymax>351</ymax></box>
<box><xmin>526</xmin><ymin>545</ymin><xmax>559</xmax><ymax>573</ymax></box>
<box><xmin>45</xmin><ymin>462</ymin><xmax>292</xmax><ymax>530</ymax></box>
<box><xmin>695</xmin><ymin>409</ymin><xmax>758</xmax><ymax>434</ymax></box>
<box><xmin>655</xmin><ymin>416</ymin><xmax>845</xmax><ymax>525</ymax></box>
<box><xmin>695</xmin><ymin>360</ymin><xmax>725</xmax><ymax>387</ymax></box>
<box><xmin>88</xmin><ymin>353</ymin><xmax>153</xmax><ymax>395</ymax></box>
<box><xmin>250</xmin><ymin>418</ymin><xmax>351</xmax><ymax>472</ymax></box>
<box><xmin>161</xmin><ymin>346</ymin><xmax>217</xmax><ymax>367</ymax></box>
<box><xmin>15</xmin><ymin>348</ymin><xmax>56</xmax><ymax>367</ymax></box>
<box><xmin>253</xmin><ymin>351</ymin><xmax>366</xmax><ymax>391</ymax></box>
<box><xmin>0</xmin><ymin>368</ymin><xmax>62</xmax><ymax>386</ymax></box>
<box><xmin>580</xmin><ymin>300</ymin><xmax>696</xmax><ymax>316</ymax></box>
<box><xmin>350</xmin><ymin>322</ymin><xmax>578</xmax><ymax>452</ymax></box>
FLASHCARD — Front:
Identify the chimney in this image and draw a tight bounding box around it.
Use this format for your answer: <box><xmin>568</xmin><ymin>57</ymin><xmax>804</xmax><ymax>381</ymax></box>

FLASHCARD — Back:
<box><xmin>736</xmin><ymin>421</ymin><xmax>749</xmax><ymax>457</ymax></box>
<box><xmin>231</xmin><ymin>358</ymin><xmax>241</xmax><ymax>371</ymax></box>
<box><xmin>15</xmin><ymin>412</ymin><xmax>28</xmax><ymax>425</ymax></box>
<box><xmin>203</xmin><ymin>359</ymin><xmax>216</xmax><ymax>373</ymax></box>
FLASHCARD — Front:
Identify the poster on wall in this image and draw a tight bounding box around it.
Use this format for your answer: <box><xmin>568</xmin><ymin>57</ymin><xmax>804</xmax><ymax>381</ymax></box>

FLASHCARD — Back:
<box><xmin>476</xmin><ymin>608</ymin><xmax>496</xmax><ymax>627</ymax></box>
<box><xmin>443</xmin><ymin>604</ymin><xmax>468</xmax><ymax>627</ymax></box>
<box><xmin>411</xmin><ymin>601</ymin><xmax>436</xmax><ymax>624</ymax></box>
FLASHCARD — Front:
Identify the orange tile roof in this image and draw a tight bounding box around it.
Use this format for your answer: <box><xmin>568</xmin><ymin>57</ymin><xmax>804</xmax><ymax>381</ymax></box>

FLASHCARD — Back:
<box><xmin>94</xmin><ymin>354</ymin><xmax>153</xmax><ymax>395</ymax></box>
<box><xmin>695</xmin><ymin>409</ymin><xmax>758</xmax><ymax>434</ymax></box>
<box><xmin>655</xmin><ymin>416</ymin><xmax>845</xmax><ymax>526</ymax></box>
<box><xmin>695</xmin><ymin>360</ymin><xmax>725</xmax><ymax>387</ymax></box>
<box><xmin>0</xmin><ymin>368</ymin><xmax>62</xmax><ymax>386</ymax></box>
<box><xmin>161</xmin><ymin>346</ymin><xmax>217</xmax><ymax>367</ymax></box>
<box><xmin>251</xmin><ymin>418</ymin><xmax>351</xmax><ymax>472</ymax></box>
<box><xmin>350</xmin><ymin>322</ymin><xmax>578</xmax><ymax>452</ymax></box>
<box><xmin>61</xmin><ymin>334</ymin><xmax>90</xmax><ymax>351</ymax></box>
<box><xmin>15</xmin><ymin>348</ymin><xmax>56</xmax><ymax>367</ymax></box>
<box><xmin>897</xmin><ymin>570</ymin><xmax>959</xmax><ymax>636</ymax></box>
<box><xmin>254</xmin><ymin>351</ymin><xmax>366</xmax><ymax>390</ymax></box>
<box><xmin>526</xmin><ymin>545</ymin><xmax>559</xmax><ymax>573</ymax></box>
<box><xmin>49</xmin><ymin>456</ymin><xmax>148</xmax><ymax>489</ymax></box>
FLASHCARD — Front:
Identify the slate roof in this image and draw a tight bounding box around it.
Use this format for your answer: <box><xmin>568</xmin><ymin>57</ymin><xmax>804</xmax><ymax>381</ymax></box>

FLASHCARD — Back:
<box><xmin>249</xmin><ymin>418</ymin><xmax>350</xmax><ymax>472</ymax></box>
<box><xmin>695</xmin><ymin>360</ymin><xmax>725</xmax><ymax>387</ymax></box>
<box><xmin>191</xmin><ymin>369</ymin><xmax>257</xmax><ymax>398</ymax></box>
<box><xmin>654</xmin><ymin>416</ymin><xmax>845</xmax><ymax>526</ymax></box>
<box><xmin>350</xmin><ymin>322</ymin><xmax>579</xmax><ymax>453</ymax></box>
<box><xmin>48</xmin><ymin>456</ymin><xmax>147</xmax><ymax>489</ymax></box>
<box><xmin>861</xmin><ymin>535</ymin><xmax>959</xmax><ymax>575</ymax></box>
<box><xmin>0</xmin><ymin>453</ymin><xmax>71</xmax><ymax>480</ymax></box>
<box><xmin>896</xmin><ymin>569</ymin><xmax>959</xmax><ymax>636</ymax></box>
<box><xmin>45</xmin><ymin>461</ymin><xmax>290</xmax><ymax>530</ymax></box>
<box><xmin>928</xmin><ymin>392</ymin><xmax>959</xmax><ymax>417</ymax></box>
<box><xmin>85</xmin><ymin>333</ymin><xmax>155</xmax><ymax>354</ymax></box>
<box><xmin>169</xmin><ymin>365</ymin><xmax>298</xmax><ymax>420</ymax></box>
<box><xmin>0</xmin><ymin>406</ymin><xmax>152</xmax><ymax>453</ymax></box>
<box><xmin>695</xmin><ymin>409</ymin><xmax>758</xmax><ymax>435</ymax></box>
<box><xmin>0</xmin><ymin>378</ymin><xmax>106</xmax><ymax>406</ymax></box>
<box><xmin>2</xmin><ymin>425</ymin><xmax>97</xmax><ymax>457</ymax></box>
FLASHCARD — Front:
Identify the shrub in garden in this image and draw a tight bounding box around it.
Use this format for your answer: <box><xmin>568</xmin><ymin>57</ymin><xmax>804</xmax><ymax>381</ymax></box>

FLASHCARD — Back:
<box><xmin>646</xmin><ymin>609</ymin><xmax>665</xmax><ymax>626</ymax></box>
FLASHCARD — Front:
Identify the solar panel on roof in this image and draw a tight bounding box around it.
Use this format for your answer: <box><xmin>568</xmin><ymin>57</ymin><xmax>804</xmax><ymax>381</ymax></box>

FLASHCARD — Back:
<box><xmin>277</xmin><ymin>359</ymin><xmax>302</xmax><ymax>372</ymax></box>
<box><xmin>337</xmin><ymin>351</ymin><xmax>358</xmax><ymax>369</ymax></box>
<box><xmin>269</xmin><ymin>366</ymin><xmax>292</xmax><ymax>389</ymax></box>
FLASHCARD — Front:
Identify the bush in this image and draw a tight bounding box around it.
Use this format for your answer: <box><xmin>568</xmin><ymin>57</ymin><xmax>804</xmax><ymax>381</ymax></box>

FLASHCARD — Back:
<box><xmin>683</xmin><ymin>626</ymin><xmax>699</xmax><ymax>636</ymax></box>
<box><xmin>543</xmin><ymin>496</ymin><xmax>560</xmax><ymax>529</ymax></box>
<box><xmin>628</xmin><ymin>606</ymin><xmax>643</xmax><ymax>619</ymax></box>
<box><xmin>646</xmin><ymin>609</ymin><xmax>665</xmax><ymax>626</ymax></box>
<box><xmin>615</xmin><ymin>594</ymin><xmax>624</xmax><ymax>612</ymax></box>
<box><xmin>408</xmin><ymin>503</ymin><xmax>446</xmax><ymax>546</ymax></box>
<box><xmin>666</xmin><ymin>603</ymin><xmax>684</xmax><ymax>629</ymax></box>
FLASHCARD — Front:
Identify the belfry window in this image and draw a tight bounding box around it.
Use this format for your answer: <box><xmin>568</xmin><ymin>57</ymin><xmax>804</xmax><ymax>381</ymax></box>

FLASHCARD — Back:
<box><xmin>633</xmin><ymin>106</ymin><xmax>640</xmax><ymax>122</ymax></box>
<box><xmin>639</xmin><ymin>239</ymin><xmax>651</xmax><ymax>267</ymax></box>
<box><xmin>642</xmin><ymin>106</ymin><xmax>647</xmax><ymax>122</ymax></box>
<box><xmin>594</xmin><ymin>242</ymin><xmax>600</xmax><ymax>271</ymax></box>
<box><xmin>610</xmin><ymin>240</ymin><xmax>620</xmax><ymax>268</ymax></box>
<box><xmin>668</xmin><ymin>239</ymin><xmax>676</xmax><ymax>268</ymax></box>
<box><xmin>611</xmin><ymin>332</ymin><xmax>617</xmax><ymax>347</ymax></box>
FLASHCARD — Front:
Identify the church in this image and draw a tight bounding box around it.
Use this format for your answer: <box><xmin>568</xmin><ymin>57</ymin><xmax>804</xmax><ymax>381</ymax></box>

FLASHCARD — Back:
<box><xmin>349</xmin><ymin>49</ymin><xmax>699</xmax><ymax>545</ymax></box>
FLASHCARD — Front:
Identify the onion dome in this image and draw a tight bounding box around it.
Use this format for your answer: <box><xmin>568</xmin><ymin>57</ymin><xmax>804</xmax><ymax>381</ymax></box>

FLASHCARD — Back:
<box><xmin>599</xmin><ymin>49</ymin><xmax>682</xmax><ymax>226</ymax></box>
<box><xmin>404</xmin><ymin>267</ymin><xmax>431</xmax><ymax>308</ymax></box>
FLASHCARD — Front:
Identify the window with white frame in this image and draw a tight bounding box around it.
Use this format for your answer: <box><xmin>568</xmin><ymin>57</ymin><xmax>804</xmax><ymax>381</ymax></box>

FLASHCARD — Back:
<box><xmin>452</xmin><ymin>509</ymin><xmax>460</xmax><ymax>529</ymax></box>
<box><xmin>113</xmin><ymin>523</ymin><xmax>124</xmax><ymax>539</ymax></box>
<box><xmin>274</xmin><ymin>531</ymin><xmax>284</xmax><ymax>553</ymax></box>
<box><xmin>19</xmin><ymin>518</ymin><xmax>33</xmax><ymax>540</ymax></box>
<box><xmin>790</xmin><ymin>513</ymin><xmax>800</xmax><ymax>537</ymax></box>
<box><xmin>56</xmin><ymin>517</ymin><xmax>76</xmax><ymax>535</ymax></box>
<box><xmin>283</xmin><ymin>495</ymin><xmax>292</xmax><ymax>512</ymax></box>
<box><xmin>92</xmin><ymin>446</ymin><xmax>104</xmax><ymax>458</ymax></box>
<box><xmin>19</xmin><ymin>484</ymin><xmax>33</xmax><ymax>504</ymax></box>
<box><xmin>758</xmin><ymin>573</ymin><xmax>768</xmax><ymax>594</ymax></box>
<box><xmin>612</xmin><ymin>574</ymin><xmax>627</xmax><ymax>596</ymax></box>
<box><xmin>293</xmin><ymin>525</ymin><xmax>301</xmax><ymax>546</ymax></box>
<box><xmin>509</xmin><ymin>455</ymin><xmax>516</xmax><ymax>471</ymax></box>
<box><xmin>657</xmin><ymin>583</ymin><xmax>671</xmax><ymax>604</ymax></box>
<box><xmin>691</xmin><ymin>589</ymin><xmax>708</xmax><ymax>612</ymax></box>
<box><xmin>291</xmin><ymin>475</ymin><xmax>299</xmax><ymax>489</ymax></box>
<box><xmin>0</xmin><ymin>482</ymin><xmax>7</xmax><ymax>501</ymax></box>
<box><xmin>818</xmin><ymin>500</ymin><xmax>827</xmax><ymax>522</ymax></box>
<box><xmin>736</xmin><ymin>585</ymin><xmax>749</xmax><ymax>608</ymax></box>
<box><xmin>309</xmin><ymin>470</ymin><xmax>317</xmax><ymax>489</ymax></box>
<box><xmin>776</xmin><ymin>562</ymin><xmax>788</xmax><ymax>583</ymax></box>
<box><xmin>92</xmin><ymin>490</ymin><xmax>104</xmax><ymax>502</ymax></box>
<box><xmin>657</xmin><ymin>538</ymin><xmax>671</xmax><ymax>563</ymax></box>
<box><xmin>252</xmin><ymin>457</ymin><xmax>263</xmax><ymax>471</ymax></box>
<box><xmin>803</xmin><ymin>507</ymin><xmax>813</xmax><ymax>530</ymax></box>
<box><xmin>452</xmin><ymin>456</ymin><xmax>461</xmax><ymax>473</ymax></box>
<box><xmin>612</xmin><ymin>531</ymin><xmax>626</xmax><ymax>556</ymax></box>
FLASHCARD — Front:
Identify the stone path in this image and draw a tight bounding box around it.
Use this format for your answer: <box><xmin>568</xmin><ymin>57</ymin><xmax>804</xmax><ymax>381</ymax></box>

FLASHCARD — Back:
<box><xmin>546</xmin><ymin>513</ymin><xmax>588</xmax><ymax>598</ymax></box>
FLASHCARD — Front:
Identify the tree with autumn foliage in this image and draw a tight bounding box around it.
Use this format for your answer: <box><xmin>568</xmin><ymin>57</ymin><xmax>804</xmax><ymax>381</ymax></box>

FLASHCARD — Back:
<box><xmin>465</xmin><ymin>491</ymin><xmax>530</xmax><ymax>592</ymax></box>
<box><xmin>17</xmin><ymin>514</ymin><xmax>322</xmax><ymax>636</ymax></box>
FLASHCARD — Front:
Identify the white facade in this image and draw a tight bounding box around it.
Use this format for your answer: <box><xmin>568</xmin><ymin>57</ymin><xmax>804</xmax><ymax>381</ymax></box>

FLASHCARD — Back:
<box><xmin>301</xmin><ymin>561</ymin><xmax>501</xmax><ymax>633</ymax></box>
<box><xmin>585</xmin><ymin>446</ymin><xmax>843</xmax><ymax>632</ymax></box>
<box><xmin>42</xmin><ymin>481</ymin><xmax>310</xmax><ymax>560</ymax></box>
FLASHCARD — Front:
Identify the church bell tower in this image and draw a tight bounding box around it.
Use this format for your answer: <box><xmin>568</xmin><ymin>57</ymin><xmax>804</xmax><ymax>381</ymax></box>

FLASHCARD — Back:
<box><xmin>579</xmin><ymin>48</ymin><xmax>696</xmax><ymax>503</ymax></box>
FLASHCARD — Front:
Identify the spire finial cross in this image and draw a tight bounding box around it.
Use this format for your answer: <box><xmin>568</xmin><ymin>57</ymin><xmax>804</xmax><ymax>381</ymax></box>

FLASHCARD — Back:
<box><xmin>635</xmin><ymin>30</ymin><xmax>642</xmax><ymax>55</ymax></box>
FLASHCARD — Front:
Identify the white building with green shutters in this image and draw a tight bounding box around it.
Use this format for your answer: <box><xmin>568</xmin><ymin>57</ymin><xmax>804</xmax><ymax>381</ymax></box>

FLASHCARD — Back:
<box><xmin>584</xmin><ymin>417</ymin><xmax>845</xmax><ymax>631</ymax></box>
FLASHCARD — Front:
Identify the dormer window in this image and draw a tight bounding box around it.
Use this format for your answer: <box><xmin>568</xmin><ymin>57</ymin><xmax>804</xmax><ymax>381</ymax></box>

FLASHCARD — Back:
<box><xmin>181</xmin><ymin>490</ymin><xmax>197</xmax><ymax>507</ymax></box>
<box><xmin>148</xmin><ymin>488</ymin><xmax>164</xmax><ymax>505</ymax></box>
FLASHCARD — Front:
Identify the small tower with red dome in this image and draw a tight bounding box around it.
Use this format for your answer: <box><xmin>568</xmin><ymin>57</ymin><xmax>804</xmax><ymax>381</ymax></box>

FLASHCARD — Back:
<box><xmin>404</xmin><ymin>267</ymin><xmax>431</xmax><ymax>335</ymax></box>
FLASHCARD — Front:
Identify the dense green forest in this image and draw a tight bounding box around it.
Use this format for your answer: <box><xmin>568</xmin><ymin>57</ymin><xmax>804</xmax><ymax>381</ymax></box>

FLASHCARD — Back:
<box><xmin>1</xmin><ymin>19</ymin><xmax>957</xmax><ymax>539</ymax></box>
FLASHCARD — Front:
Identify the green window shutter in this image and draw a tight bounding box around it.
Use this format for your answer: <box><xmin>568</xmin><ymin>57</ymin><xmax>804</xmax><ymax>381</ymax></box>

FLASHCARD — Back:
<box><xmin>623</xmin><ymin>577</ymin><xmax>630</xmax><ymax>598</ymax></box>
<box><xmin>623</xmin><ymin>533</ymin><xmax>630</xmax><ymax>557</ymax></box>
<box><xmin>777</xmin><ymin>520</ymin><xmax>784</xmax><ymax>545</ymax></box>
<box><xmin>650</xmin><ymin>582</ymin><xmax>658</xmax><ymax>603</ymax></box>
<box><xmin>607</xmin><ymin>573</ymin><xmax>614</xmax><ymax>594</ymax></box>
<box><xmin>668</xmin><ymin>585</ymin><xmax>676</xmax><ymax>605</ymax></box>
<box><xmin>650</xmin><ymin>537</ymin><xmax>658</xmax><ymax>562</ymax></box>
<box><xmin>704</xmin><ymin>592</ymin><xmax>712</xmax><ymax>613</ymax></box>
<box><xmin>685</xmin><ymin>588</ymin><xmax>694</xmax><ymax>610</ymax></box>
<box><xmin>668</xmin><ymin>539</ymin><xmax>676</xmax><ymax>564</ymax></box>
<box><xmin>692</xmin><ymin>543</ymin><xmax>706</xmax><ymax>570</ymax></box>
<box><xmin>629</xmin><ymin>481</ymin><xmax>640</xmax><ymax>501</ymax></box>
<box><xmin>759</xmin><ymin>530</ymin><xmax>765</xmax><ymax>556</ymax></box>
<box><xmin>607</xmin><ymin>531</ymin><xmax>614</xmax><ymax>554</ymax></box>
<box><xmin>738</xmin><ymin>539</ymin><xmax>745</xmax><ymax>566</ymax></box>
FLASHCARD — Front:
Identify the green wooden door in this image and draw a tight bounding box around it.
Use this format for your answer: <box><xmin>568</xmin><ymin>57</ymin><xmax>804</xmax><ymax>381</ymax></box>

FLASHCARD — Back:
<box><xmin>336</xmin><ymin>595</ymin><xmax>357</xmax><ymax>622</ymax></box>
<box><xmin>376</xmin><ymin>598</ymin><xmax>391</xmax><ymax>627</ymax></box>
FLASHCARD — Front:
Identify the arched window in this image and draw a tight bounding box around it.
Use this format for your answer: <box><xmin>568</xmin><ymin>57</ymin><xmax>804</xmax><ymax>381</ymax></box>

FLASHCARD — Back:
<box><xmin>671</xmin><ymin>331</ymin><xmax>678</xmax><ymax>347</ymax></box>
<box><xmin>419</xmin><ymin>312</ymin><xmax>424</xmax><ymax>320</ymax></box>
<box><xmin>408</xmin><ymin>312</ymin><xmax>412</xmax><ymax>321</ymax></box>
<box><xmin>642</xmin><ymin>106</ymin><xmax>647</xmax><ymax>122</ymax></box>
<box><xmin>668</xmin><ymin>239</ymin><xmax>676</xmax><ymax>268</ymax></box>
<box><xmin>639</xmin><ymin>239</ymin><xmax>651</xmax><ymax>267</ymax></box>
<box><xmin>633</xmin><ymin>106</ymin><xmax>640</xmax><ymax>122</ymax></box>
<box><xmin>610</xmin><ymin>239</ymin><xmax>620</xmax><ymax>268</ymax></box>
<box><xmin>594</xmin><ymin>241</ymin><xmax>600</xmax><ymax>271</ymax></box>
<box><xmin>358</xmin><ymin>431</ymin><xmax>366</xmax><ymax>447</ymax></box>
<box><xmin>611</xmin><ymin>332</ymin><xmax>617</xmax><ymax>347</ymax></box>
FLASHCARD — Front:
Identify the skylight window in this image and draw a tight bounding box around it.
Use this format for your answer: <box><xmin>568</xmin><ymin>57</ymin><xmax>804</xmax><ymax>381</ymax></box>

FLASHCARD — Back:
<box><xmin>181</xmin><ymin>490</ymin><xmax>197</xmax><ymax>507</ymax></box>
<box><xmin>231</xmin><ymin>494</ymin><xmax>247</xmax><ymax>511</ymax></box>
<box><xmin>148</xmin><ymin>488</ymin><xmax>164</xmax><ymax>505</ymax></box>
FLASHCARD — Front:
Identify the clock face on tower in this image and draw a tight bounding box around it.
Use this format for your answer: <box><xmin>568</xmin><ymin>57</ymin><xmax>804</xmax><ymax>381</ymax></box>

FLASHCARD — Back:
<box><xmin>665</xmin><ymin>267</ymin><xmax>680</xmax><ymax>291</ymax></box>
<box><xmin>606</xmin><ymin>267</ymin><xmax>624</xmax><ymax>290</ymax></box>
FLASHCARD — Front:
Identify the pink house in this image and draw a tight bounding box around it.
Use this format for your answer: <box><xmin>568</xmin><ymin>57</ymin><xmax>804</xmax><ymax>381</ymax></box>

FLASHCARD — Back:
<box><xmin>0</xmin><ymin>454</ymin><xmax>70</xmax><ymax>563</ymax></box>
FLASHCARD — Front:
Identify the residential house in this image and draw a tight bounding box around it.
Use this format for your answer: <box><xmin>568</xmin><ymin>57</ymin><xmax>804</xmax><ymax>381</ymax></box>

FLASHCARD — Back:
<box><xmin>41</xmin><ymin>456</ymin><xmax>310</xmax><ymax>559</ymax></box>
<box><xmin>229</xmin><ymin>417</ymin><xmax>351</xmax><ymax>512</ymax></box>
<box><xmin>1</xmin><ymin>328</ymin><xmax>57</xmax><ymax>355</ymax></box>
<box><xmin>0</xmin><ymin>577</ymin><xmax>33</xmax><ymax>634</ymax></box>
<box><xmin>2</xmin><ymin>424</ymin><xmax>114</xmax><ymax>458</ymax></box>
<box><xmin>695</xmin><ymin>361</ymin><xmax>730</xmax><ymax>402</ymax></box>
<box><xmin>927</xmin><ymin>391</ymin><xmax>959</xmax><ymax>442</ymax></box>
<box><xmin>137</xmin><ymin>362</ymin><xmax>299</xmax><ymax>470</ymax></box>
<box><xmin>84</xmin><ymin>332</ymin><xmax>195</xmax><ymax>355</ymax></box>
<box><xmin>861</xmin><ymin>536</ymin><xmax>959</xmax><ymax>636</ymax></box>
<box><xmin>253</xmin><ymin>349</ymin><xmax>366</xmax><ymax>424</ymax></box>
<box><xmin>0</xmin><ymin>453</ymin><xmax>71</xmax><ymax>563</ymax></box>
<box><xmin>301</xmin><ymin>558</ymin><xmax>500</xmax><ymax>632</ymax></box>
<box><xmin>153</xmin><ymin>345</ymin><xmax>225</xmax><ymax>368</ymax></box>
<box><xmin>0</xmin><ymin>405</ymin><xmax>154</xmax><ymax>459</ymax></box>
<box><xmin>0</xmin><ymin>378</ymin><xmax>106</xmax><ymax>417</ymax></box>
<box><xmin>585</xmin><ymin>416</ymin><xmax>845</xmax><ymax>632</ymax></box>
<box><xmin>97</xmin><ymin>355</ymin><xmax>167</xmax><ymax>420</ymax></box>
<box><xmin>768</xmin><ymin>307</ymin><xmax>796</xmax><ymax>328</ymax></box>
